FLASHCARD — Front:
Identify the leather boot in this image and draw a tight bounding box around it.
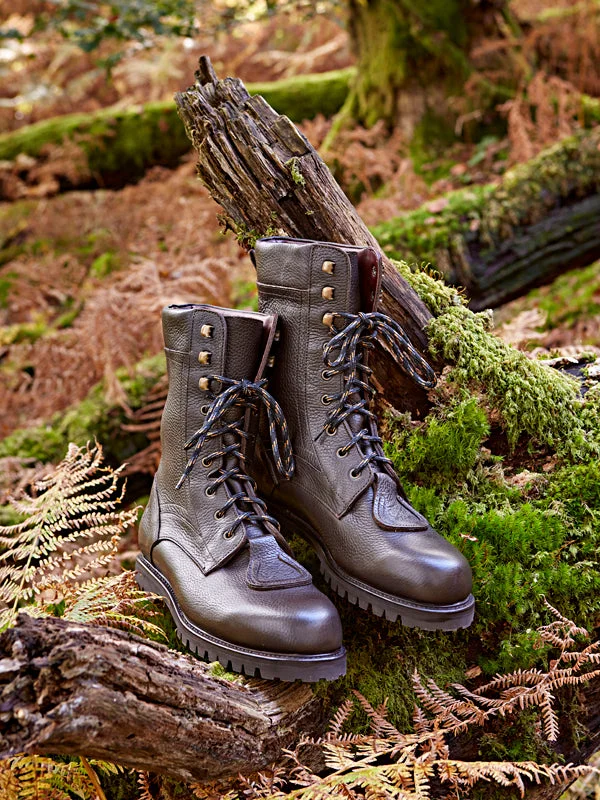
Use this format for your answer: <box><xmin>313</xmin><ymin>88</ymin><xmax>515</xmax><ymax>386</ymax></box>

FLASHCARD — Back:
<box><xmin>136</xmin><ymin>303</ymin><xmax>345</xmax><ymax>681</ymax></box>
<box><xmin>251</xmin><ymin>238</ymin><xmax>475</xmax><ymax>631</ymax></box>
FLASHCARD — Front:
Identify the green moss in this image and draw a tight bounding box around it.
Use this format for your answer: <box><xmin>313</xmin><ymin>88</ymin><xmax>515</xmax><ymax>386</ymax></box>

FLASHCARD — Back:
<box><xmin>0</xmin><ymin>353</ymin><xmax>165</xmax><ymax>464</ymax></box>
<box><xmin>0</xmin><ymin>69</ymin><xmax>353</xmax><ymax>191</ymax></box>
<box><xmin>89</xmin><ymin>250</ymin><xmax>121</xmax><ymax>278</ymax></box>
<box><xmin>248</xmin><ymin>68</ymin><xmax>354</xmax><ymax>122</ymax></box>
<box><xmin>373</xmin><ymin>128</ymin><xmax>600</xmax><ymax>273</ymax></box>
<box><xmin>0</xmin><ymin>320</ymin><xmax>48</xmax><ymax>346</ymax></box>
<box><xmin>385</xmin><ymin>396</ymin><xmax>490</xmax><ymax>486</ymax></box>
<box><xmin>429</xmin><ymin>304</ymin><xmax>594</xmax><ymax>455</ymax></box>
<box><xmin>394</xmin><ymin>259</ymin><xmax>598</xmax><ymax>456</ymax></box>
<box><xmin>286</xmin><ymin>156</ymin><xmax>306</xmax><ymax>187</ymax></box>
<box><xmin>505</xmin><ymin>259</ymin><xmax>600</xmax><ymax>335</ymax></box>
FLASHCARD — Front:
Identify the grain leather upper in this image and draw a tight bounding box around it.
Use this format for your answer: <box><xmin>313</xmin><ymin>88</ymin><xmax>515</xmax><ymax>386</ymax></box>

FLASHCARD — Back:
<box><xmin>252</xmin><ymin>238</ymin><xmax>473</xmax><ymax>607</ymax></box>
<box><xmin>138</xmin><ymin>303</ymin><xmax>343</xmax><ymax>654</ymax></box>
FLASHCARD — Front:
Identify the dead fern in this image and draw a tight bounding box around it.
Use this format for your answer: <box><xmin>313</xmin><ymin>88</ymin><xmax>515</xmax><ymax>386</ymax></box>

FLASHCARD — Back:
<box><xmin>231</xmin><ymin>602</ymin><xmax>599</xmax><ymax>800</ymax></box>
<box><xmin>0</xmin><ymin>442</ymin><xmax>163</xmax><ymax>640</ymax></box>
<box><xmin>0</xmin><ymin>754</ymin><xmax>122</xmax><ymax>800</ymax></box>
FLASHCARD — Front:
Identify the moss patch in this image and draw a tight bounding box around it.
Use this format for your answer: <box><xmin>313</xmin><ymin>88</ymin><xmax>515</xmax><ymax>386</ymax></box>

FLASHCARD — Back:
<box><xmin>0</xmin><ymin>353</ymin><xmax>165</xmax><ymax>464</ymax></box>
<box><xmin>373</xmin><ymin>128</ymin><xmax>600</xmax><ymax>275</ymax></box>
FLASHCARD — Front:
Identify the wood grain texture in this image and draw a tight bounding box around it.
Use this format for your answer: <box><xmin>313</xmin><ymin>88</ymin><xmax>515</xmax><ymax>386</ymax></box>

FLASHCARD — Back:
<box><xmin>0</xmin><ymin>614</ymin><xmax>321</xmax><ymax>783</ymax></box>
<box><xmin>174</xmin><ymin>56</ymin><xmax>435</xmax><ymax>411</ymax></box>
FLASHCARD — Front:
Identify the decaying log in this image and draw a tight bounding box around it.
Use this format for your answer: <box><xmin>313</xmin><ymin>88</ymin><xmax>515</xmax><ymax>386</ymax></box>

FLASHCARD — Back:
<box><xmin>0</xmin><ymin>614</ymin><xmax>321</xmax><ymax>783</ymax></box>
<box><xmin>373</xmin><ymin>127</ymin><xmax>600</xmax><ymax>310</ymax></box>
<box><xmin>175</xmin><ymin>56</ymin><xmax>434</xmax><ymax>410</ymax></box>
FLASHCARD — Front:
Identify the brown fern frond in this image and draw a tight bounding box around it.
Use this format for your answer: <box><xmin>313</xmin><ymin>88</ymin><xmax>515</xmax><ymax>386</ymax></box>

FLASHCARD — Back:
<box><xmin>0</xmin><ymin>754</ymin><xmax>106</xmax><ymax>800</ymax></box>
<box><xmin>0</xmin><ymin>442</ymin><xmax>158</xmax><ymax>636</ymax></box>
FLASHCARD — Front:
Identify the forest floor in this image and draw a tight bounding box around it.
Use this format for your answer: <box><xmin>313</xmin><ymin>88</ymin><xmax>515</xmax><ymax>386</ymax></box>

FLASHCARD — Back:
<box><xmin>1</xmin><ymin>3</ymin><xmax>599</xmax><ymax>800</ymax></box>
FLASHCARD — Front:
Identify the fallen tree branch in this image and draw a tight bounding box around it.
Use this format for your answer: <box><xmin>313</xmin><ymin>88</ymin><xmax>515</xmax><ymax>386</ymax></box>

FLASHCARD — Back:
<box><xmin>0</xmin><ymin>68</ymin><xmax>353</xmax><ymax>200</ymax></box>
<box><xmin>0</xmin><ymin>614</ymin><xmax>321</xmax><ymax>783</ymax></box>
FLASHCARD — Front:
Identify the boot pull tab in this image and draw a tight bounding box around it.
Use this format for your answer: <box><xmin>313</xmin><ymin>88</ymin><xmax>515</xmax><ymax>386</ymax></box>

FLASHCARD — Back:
<box><xmin>358</xmin><ymin>247</ymin><xmax>382</xmax><ymax>312</ymax></box>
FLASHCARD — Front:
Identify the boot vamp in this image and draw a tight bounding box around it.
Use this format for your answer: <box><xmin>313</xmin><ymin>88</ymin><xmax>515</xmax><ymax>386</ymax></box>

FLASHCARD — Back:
<box><xmin>152</xmin><ymin>538</ymin><xmax>343</xmax><ymax>655</ymax></box>
<box><xmin>274</xmin><ymin>480</ymin><xmax>473</xmax><ymax>606</ymax></box>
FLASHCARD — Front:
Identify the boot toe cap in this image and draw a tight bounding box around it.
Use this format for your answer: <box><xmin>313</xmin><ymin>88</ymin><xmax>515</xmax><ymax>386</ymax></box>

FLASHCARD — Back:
<box><xmin>373</xmin><ymin>530</ymin><xmax>473</xmax><ymax>606</ymax></box>
<box><xmin>245</xmin><ymin>586</ymin><xmax>343</xmax><ymax>655</ymax></box>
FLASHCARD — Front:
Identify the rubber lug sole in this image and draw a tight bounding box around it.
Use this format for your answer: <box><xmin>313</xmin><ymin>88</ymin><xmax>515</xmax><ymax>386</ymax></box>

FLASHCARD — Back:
<box><xmin>135</xmin><ymin>554</ymin><xmax>346</xmax><ymax>682</ymax></box>
<box><xmin>271</xmin><ymin>504</ymin><xmax>475</xmax><ymax>632</ymax></box>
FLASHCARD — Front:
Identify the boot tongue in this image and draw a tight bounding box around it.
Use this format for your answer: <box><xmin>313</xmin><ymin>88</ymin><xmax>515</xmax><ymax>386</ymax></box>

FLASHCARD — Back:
<box><xmin>343</xmin><ymin>248</ymin><xmax>384</xmax><ymax>466</ymax></box>
<box><xmin>220</xmin><ymin>313</ymin><xmax>270</xmax><ymax>541</ymax></box>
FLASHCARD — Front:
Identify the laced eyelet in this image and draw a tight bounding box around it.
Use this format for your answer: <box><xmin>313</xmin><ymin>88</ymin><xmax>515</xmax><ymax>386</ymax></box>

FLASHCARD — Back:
<box><xmin>214</xmin><ymin>509</ymin><xmax>225</xmax><ymax>520</ymax></box>
<box><xmin>205</xmin><ymin>486</ymin><xmax>216</xmax><ymax>497</ymax></box>
<box><xmin>201</xmin><ymin>456</ymin><xmax>213</xmax><ymax>467</ymax></box>
<box><xmin>337</xmin><ymin>447</ymin><xmax>349</xmax><ymax>458</ymax></box>
<box><xmin>326</xmin><ymin>425</ymin><xmax>337</xmax><ymax>436</ymax></box>
<box><xmin>349</xmin><ymin>468</ymin><xmax>361</xmax><ymax>479</ymax></box>
<box><xmin>321</xmin><ymin>369</ymin><xmax>332</xmax><ymax>381</ymax></box>
<box><xmin>321</xmin><ymin>394</ymin><xmax>332</xmax><ymax>405</ymax></box>
<box><xmin>201</xmin><ymin>405</ymin><xmax>209</xmax><ymax>415</ymax></box>
<box><xmin>223</xmin><ymin>529</ymin><xmax>235</xmax><ymax>539</ymax></box>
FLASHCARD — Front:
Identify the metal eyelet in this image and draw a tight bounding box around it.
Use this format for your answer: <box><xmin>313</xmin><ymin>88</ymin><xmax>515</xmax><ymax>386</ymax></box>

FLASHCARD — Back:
<box><xmin>337</xmin><ymin>447</ymin><xmax>349</xmax><ymax>458</ymax></box>
<box><xmin>199</xmin><ymin>377</ymin><xmax>210</xmax><ymax>391</ymax></box>
<box><xmin>322</xmin><ymin>260</ymin><xmax>334</xmax><ymax>274</ymax></box>
<box><xmin>200</xmin><ymin>324</ymin><xmax>213</xmax><ymax>338</ymax></box>
<box><xmin>223</xmin><ymin>529</ymin><xmax>235</xmax><ymax>539</ymax></box>
<box><xmin>214</xmin><ymin>509</ymin><xmax>224</xmax><ymax>520</ymax></box>
<box><xmin>201</xmin><ymin>405</ymin><xmax>209</xmax><ymax>415</ymax></box>
<box><xmin>322</xmin><ymin>286</ymin><xmax>335</xmax><ymax>301</ymax></box>
<box><xmin>198</xmin><ymin>351</ymin><xmax>211</xmax><ymax>365</ymax></box>
<box><xmin>326</xmin><ymin>425</ymin><xmax>337</xmax><ymax>436</ymax></box>
<box><xmin>349</xmin><ymin>468</ymin><xmax>361</xmax><ymax>479</ymax></box>
<box><xmin>205</xmin><ymin>486</ymin><xmax>216</xmax><ymax>497</ymax></box>
<box><xmin>201</xmin><ymin>456</ymin><xmax>212</xmax><ymax>467</ymax></box>
<box><xmin>322</xmin><ymin>312</ymin><xmax>334</xmax><ymax>327</ymax></box>
<box><xmin>321</xmin><ymin>394</ymin><xmax>332</xmax><ymax>405</ymax></box>
<box><xmin>321</xmin><ymin>369</ymin><xmax>332</xmax><ymax>381</ymax></box>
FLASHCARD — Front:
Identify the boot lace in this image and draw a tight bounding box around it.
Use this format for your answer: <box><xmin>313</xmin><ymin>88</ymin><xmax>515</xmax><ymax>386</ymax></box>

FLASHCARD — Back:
<box><xmin>322</xmin><ymin>311</ymin><xmax>436</xmax><ymax>475</ymax></box>
<box><xmin>176</xmin><ymin>376</ymin><xmax>294</xmax><ymax>538</ymax></box>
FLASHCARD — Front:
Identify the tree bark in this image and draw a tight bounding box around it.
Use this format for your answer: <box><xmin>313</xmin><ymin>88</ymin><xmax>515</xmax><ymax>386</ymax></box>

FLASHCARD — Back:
<box><xmin>341</xmin><ymin>0</ymin><xmax>507</xmax><ymax>136</ymax></box>
<box><xmin>0</xmin><ymin>614</ymin><xmax>322</xmax><ymax>783</ymax></box>
<box><xmin>175</xmin><ymin>56</ymin><xmax>434</xmax><ymax>411</ymax></box>
<box><xmin>1</xmin><ymin>614</ymin><xmax>598</xmax><ymax>799</ymax></box>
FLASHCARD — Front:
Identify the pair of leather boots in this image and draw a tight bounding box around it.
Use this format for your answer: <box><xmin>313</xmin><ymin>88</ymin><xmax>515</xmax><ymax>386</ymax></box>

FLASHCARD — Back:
<box><xmin>136</xmin><ymin>237</ymin><xmax>474</xmax><ymax>682</ymax></box>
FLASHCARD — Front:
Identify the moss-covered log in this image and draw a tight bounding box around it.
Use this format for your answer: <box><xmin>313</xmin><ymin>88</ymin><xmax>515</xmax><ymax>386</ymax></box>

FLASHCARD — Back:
<box><xmin>0</xmin><ymin>68</ymin><xmax>354</xmax><ymax>198</ymax></box>
<box><xmin>373</xmin><ymin>127</ymin><xmax>600</xmax><ymax>309</ymax></box>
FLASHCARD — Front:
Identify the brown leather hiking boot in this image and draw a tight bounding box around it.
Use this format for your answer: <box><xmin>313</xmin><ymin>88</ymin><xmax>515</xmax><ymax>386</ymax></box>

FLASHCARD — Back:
<box><xmin>136</xmin><ymin>303</ymin><xmax>345</xmax><ymax>681</ymax></box>
<box><xmin>251</xmin><ymin>238</ymin><xmax>475</xmax><ymax>631</ymax></box>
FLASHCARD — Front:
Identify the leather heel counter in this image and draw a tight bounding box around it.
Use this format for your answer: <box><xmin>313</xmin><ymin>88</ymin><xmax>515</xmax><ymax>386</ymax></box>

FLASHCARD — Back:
<box><xmin>138</xmin><ymin>480</ymin><xmax>160</xmax><ymax>559</ymax></box>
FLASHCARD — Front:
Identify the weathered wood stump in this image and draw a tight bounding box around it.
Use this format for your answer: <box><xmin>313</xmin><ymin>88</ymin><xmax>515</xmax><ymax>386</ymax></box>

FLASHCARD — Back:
<box><xmin>175</xmin><ymin>56</ymin><xmax>435</xmax><ymax>411</ymax></box>
<box><xmin>0</xmin><ymin>614</ymin><xmax>321</xmax><ymax>783</ymax></box>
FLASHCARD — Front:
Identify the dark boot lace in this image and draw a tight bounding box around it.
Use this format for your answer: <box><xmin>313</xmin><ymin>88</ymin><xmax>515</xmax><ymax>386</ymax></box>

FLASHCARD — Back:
<box><xmin>176</xmin><ymin>376</ymin><xmax>294</xmax><ymax>539</ymax></box>
<box><xmin>322</xmin><ymin>311</ymin><xmax>436</xmax><ymax>476</ymax></box>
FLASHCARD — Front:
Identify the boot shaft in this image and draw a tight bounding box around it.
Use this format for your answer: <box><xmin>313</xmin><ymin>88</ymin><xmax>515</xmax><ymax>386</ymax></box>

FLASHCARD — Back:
<box><xmin>253</xmin><ymin>238</ymin><xmax>383</xmax><ymax>515</ymax></box>
<box><xmin>159</xmin><ymin>304</ymin><xmax>276</xmax><ymax>484</ymax></box>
